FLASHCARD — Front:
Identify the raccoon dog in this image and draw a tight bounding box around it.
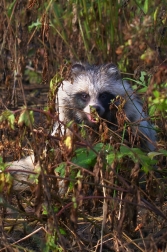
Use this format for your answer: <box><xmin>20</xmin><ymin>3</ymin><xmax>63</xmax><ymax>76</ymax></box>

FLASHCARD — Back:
<box><xmin>9</xmin><ymin>63</ymin><xmax>156</xmax><ymax>191</ymax></box>
<box><xmin>53</xmin><ymin>62</ymin><xmax>156</xmax><ymax>151</ymax></box>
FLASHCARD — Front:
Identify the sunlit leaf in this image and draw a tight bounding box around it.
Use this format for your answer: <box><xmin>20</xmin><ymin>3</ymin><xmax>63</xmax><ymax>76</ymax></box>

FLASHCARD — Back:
<box><xmin>18</xmin><ymin>110</ymin><xmax>34</xmax><ymax>127</ymax></box>
<box><xmin>143</xmin><ymin>0</ymin><xmax>149</xmax><ymax>14</ymax></box>
<box><xmin>8</xmin><ymin>114</ymin><xmax>15</xmax><ymax>129</ymax></box>
<box><xmin>64</xmin><ymin>135</ymin><xmax>73</xmax><ymax>151</ymax></box>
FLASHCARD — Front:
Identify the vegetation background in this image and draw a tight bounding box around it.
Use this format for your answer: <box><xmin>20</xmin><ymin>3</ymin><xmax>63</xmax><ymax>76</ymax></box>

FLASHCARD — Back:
<box><xmin>0</xmin><ymin>0</ymin><xmax>167</xmax><ymax>251</ymax></box>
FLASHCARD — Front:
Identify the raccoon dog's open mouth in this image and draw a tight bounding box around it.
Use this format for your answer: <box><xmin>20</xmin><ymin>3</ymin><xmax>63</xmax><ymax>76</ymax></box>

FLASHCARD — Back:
<box><xmin>86</xmin><ymin>113</ymin><xmax>99</xmax><ymax>124</ymax></box>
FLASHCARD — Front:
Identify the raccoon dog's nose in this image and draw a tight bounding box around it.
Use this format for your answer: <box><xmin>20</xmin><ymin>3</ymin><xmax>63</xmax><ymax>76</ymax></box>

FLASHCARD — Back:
<box><xmin>91</xmin><ymin>105</ymin><xmax>101</xmax><ymax>115</ymax></box>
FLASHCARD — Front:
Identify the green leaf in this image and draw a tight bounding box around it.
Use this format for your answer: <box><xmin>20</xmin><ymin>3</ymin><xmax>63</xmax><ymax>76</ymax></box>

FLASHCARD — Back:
<box><xmin>55</xmin><ymin>163</ymin><xmax>66</xmax><ymax>177</ymax></box>
<box><xmin>8</xmin><ymin>114</ymin><xmax>15</xmax><ymax>129</ymax></box>
<box><xmin>50</xmin><ymin>73</ymin><xmax>63</xmax><ymax>95</ymax></box>
<box><xmin>18</xmin><ymin>110</ymin><xmax>34</xmax><ymax>127</ymax></box>
<box><xmin>0</xmin><ymin>158</ymin><xmax>13</xmax><ymax>193</ymax></box>
<box><xmin>139</xmin><ymin>71</ymin><xmax>146</xmax><ymax>84</ymax></box>
<box><xmin>143</xmin><ymin>0</ymin><xmax>149</xmax><ymax>14</ymax></box>
<box><xmin>59</xmin><ymin>228</ymin><xmax>66</xmax><ymax>235</ymax></box>
<box><xmin>147</xmin><ymin>151</ymin><xmax>163</xmax><ymax>159</ymax></box>
<box><xmin>76</xmin><ymin>170</ymin><xmax>83</xmax><ymax>179</ymax></box>
<box><xmin>42</xmin><ymin>204</ymin><xmax>48</xmax><ymax>215</ymax></box>
<box><xmin>7</xmin><ymin>0</ymin><xmax>17</xmax><ymax>17</ymax></box>
<box><xmin>72</xmin><ymin>148</ymin><xmax>95</xmax><ymax>169</ymax></box>
<box><xmin>106</xmin><ymin>151</ymin><xmax>115</xmax><ymax>164</ymax></box>
<box><xmin>106</xmin><ymin>146</ymin><xmax>156</xmax><ymax>173</ymax></box>
<box><xmin>153</xmin><ymin>6</ymin><xmax>159</xmax><ymax>21</ymax></box>
<box><xmin>0</xmin><ymin>157</ymin><xmax>9</xmax><ymax>171</ymax></box>
<box><xmin>0</xmin><ymin>110</ymin><xmax>15</xmax><ymax>129</ymax></box>
<box><xmin>28</xmin><ymin>19</ymin><xmax>42</xmax><ymax>31</ymax></box>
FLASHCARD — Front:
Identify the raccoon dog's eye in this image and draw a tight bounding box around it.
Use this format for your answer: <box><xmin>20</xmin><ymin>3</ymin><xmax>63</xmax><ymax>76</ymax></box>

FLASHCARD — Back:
<box><xmin>99</xmin><ymin>93</ymin><xmax>108</xmax><ymax>100</ymax></box>
<box><xmin>99</xmin><ymin>92</ymin><xmax>114</xmax><ymax>101</ymax></box>
<box><xmin>80</xmin><ymin>93</ymin><xmax>89</xmax><ymax>102</ymax></box>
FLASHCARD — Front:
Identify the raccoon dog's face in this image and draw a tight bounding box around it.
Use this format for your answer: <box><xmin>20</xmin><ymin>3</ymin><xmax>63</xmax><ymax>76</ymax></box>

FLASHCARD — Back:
<box><xmin>72</xmin><ymin>83</ymin><xmax>116</xmax><ymax>125</ymax></box>
<box><xmin>59</xmin><ymin>63</ymin><xmax>131</xmax><ymax>127</ymax></box>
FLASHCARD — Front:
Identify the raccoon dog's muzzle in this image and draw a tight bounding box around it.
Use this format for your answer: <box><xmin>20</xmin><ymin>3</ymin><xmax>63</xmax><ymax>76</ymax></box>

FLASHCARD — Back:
<box><xmin>83</xmin><ymin>104</ymin><xmax>105</xmax><ymax>123</ymax></box>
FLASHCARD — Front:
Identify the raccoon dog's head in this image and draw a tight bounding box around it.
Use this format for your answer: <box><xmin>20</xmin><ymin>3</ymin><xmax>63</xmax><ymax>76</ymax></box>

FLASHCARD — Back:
<box><xmin>58</xmin><ymin>62</ymin><xmax>135</xmax><ymax>127</ymax></box>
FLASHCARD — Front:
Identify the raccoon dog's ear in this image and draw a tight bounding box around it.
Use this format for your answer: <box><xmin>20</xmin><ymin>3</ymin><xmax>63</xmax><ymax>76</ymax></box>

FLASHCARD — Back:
<box><xmin>104</xmin><ymin>63</ymin><xmax>121</xmax><ymax>79</ymax></box>
<box><xmin>71</xmin><ymin>63</ymin><xmax>85</xmax><ymax>76</ymax></box>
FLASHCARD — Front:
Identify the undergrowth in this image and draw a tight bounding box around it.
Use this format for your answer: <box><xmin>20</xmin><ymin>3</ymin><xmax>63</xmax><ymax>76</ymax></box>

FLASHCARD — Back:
<box><xmin>0</xmin><ymin>0</ymin><xmax>167</xmax><ymax>251</ymax></box>
<box><xmin>0</xmin><ymin>66</ymin><xmax>167</xmax><ymax>251</ymax></box>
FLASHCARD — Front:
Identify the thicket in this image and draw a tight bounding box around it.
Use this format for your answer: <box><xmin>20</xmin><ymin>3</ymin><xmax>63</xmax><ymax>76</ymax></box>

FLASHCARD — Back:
<box><xmin>0</xmin><ymin>0</ymin><xmax>167</xmax><ymax>251</ymax></box>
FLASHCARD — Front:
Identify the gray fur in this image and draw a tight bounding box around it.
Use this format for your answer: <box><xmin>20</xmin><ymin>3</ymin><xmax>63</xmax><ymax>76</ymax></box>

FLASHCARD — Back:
<box><xmin>8</xmin><ymin>155</ymin><xmax>35</xmax><ymax>191</ymax></box>
<box><xmin>52</xmin><ymin>62</ymin><xmax>156</xmax><ymax>151</ymax></box>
